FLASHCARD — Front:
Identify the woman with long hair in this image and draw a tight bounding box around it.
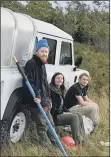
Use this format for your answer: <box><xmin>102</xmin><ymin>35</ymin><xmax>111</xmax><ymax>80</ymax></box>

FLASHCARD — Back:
<box><xmin>49</xmin><ymin>72</ymin><xmax>86</xmax><ymax>146</ymax></box>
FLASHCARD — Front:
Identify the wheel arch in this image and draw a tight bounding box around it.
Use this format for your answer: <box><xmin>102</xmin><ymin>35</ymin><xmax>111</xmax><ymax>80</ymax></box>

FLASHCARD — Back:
<box><xmin>2</xmin><ymin>87</ymin><xmax>24</xmax><ymax>120</ymax></box>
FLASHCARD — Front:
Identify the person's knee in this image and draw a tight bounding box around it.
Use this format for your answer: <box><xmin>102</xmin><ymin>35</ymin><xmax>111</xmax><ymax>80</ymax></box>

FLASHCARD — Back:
<box><xmin>93</xmin><ymin>103</ymin><xmax>99</xmax><ymax>109</ymax></box>
<box><xmin>90</xmin><ymin>106</ymin><xmax>99</xmax><ymax>125</ymax></box>
<box><xmin>94</xmin><ymin>104</ymin><xmax>99</xmax><ymax>112</ymax></box>
<box><xmin>37</xmin><ymin>125</ymin><xmax>47</xmax><ymax>132</ymax></box>
<box><xmin>90</xmin><ymin>105</ymin><xmax>98</xmax><ymax>111</ymax></box>
<box><xmin>36</xmin><ymin>119</ymin><xmax>48</xmax><ymax>133</ymax></box>
<box><xmin>91</xmin><ymin>105</ymin><xmax>99</xmax><ymax>117</ymax></box>
<box><xmin>71</xmin><ymin>114</ymin><xmax>79</xmax><ymax>123</ymax></box>
<box><xmin>75</xmin><ymin>112</ymin><xmax>83</xmax><ymax>118</ymax></box>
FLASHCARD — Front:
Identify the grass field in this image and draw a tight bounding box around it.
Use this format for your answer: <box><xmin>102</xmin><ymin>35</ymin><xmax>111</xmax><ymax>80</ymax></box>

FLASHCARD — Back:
<box><xmin>1</xmin><ymin>43</ymin><xmax>109</xmax><ymax>156</ymax></box>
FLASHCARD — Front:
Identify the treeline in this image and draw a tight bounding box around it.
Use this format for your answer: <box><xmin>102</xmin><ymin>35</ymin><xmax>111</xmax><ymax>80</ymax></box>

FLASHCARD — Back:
<box><xmin>1</xmin><ymin>1</ymin><xmax>109</xmax><ymax>53</ymax></box>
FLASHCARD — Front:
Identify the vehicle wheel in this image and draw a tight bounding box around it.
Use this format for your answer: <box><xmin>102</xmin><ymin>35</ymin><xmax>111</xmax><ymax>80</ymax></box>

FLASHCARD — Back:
<box><xmin>9</xmin><ymin>108</ymin><xmax>30</xmax><ymax>143</ymax></box>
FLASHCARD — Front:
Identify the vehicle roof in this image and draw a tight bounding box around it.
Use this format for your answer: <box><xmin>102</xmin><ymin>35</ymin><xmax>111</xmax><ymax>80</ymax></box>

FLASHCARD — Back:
<box><xmin>1</xmin><ymin>7</ymin><xmax>73</xmax><ymax>41</ymax></box>
<box><xmin>33</xmin><ymin>19</ymin><xmax>73</xmax><ymax>40</ymax></box>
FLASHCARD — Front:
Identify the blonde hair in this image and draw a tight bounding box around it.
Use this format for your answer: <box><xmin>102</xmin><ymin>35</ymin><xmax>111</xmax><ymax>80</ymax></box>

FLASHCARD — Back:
<box><xmin>79</xmin><ymin>73</ymin><xmax>91</xmax><ymax>80</ymax></box>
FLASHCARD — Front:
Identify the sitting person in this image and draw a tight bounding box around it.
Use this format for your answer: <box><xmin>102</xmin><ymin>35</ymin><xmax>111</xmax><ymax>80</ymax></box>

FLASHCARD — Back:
<box><xmin>49</xmin><ymin>72</ymin><xmax>85</xmax><ymax>146</ymax></box>
<box><xmin>64</xmin><ymin>73</ymin><xmax>99</xmax><ymax>133</ymax></box>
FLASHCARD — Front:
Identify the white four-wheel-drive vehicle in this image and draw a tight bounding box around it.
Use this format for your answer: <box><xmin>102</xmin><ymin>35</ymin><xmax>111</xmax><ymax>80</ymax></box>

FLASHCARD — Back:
<box><xmin>1</xmin><ymin>7</ymin><xmax>89</xmax><ymax>144</ymax></box>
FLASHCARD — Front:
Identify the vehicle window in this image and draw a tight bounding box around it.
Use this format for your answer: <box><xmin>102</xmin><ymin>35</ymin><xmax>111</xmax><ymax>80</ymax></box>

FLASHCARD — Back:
<box><xmin>59</xmin><ymin>41</ymin><xmax>72</xmax><ymax>65</ymax></box>
<box><xmin>43</xmin><ymin>37</ymin><xmax>57</xmax><ymax>64</ymax></box>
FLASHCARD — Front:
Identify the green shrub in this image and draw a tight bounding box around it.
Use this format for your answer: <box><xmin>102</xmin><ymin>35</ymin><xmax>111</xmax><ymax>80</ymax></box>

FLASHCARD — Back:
<box><xmin>74</xmin><ymin>43</ymin><xmax>109</xmax><ymax>96</ymax></box>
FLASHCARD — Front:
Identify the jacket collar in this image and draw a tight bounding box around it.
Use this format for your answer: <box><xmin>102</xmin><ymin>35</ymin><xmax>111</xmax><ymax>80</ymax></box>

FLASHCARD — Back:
<box><xmin>49</xmin><ymin>83</ymin><xmax>66</xmax><ymax>98</ymax></box>
<box><xmin>78</xmin><ymin>82</ymin><xmax>88</xmax><ymax>90</ymax></box>
<box><xmin>33</xmin><ymin>55</ymin><xmax>43</xmax><ymax>66</ymax></box>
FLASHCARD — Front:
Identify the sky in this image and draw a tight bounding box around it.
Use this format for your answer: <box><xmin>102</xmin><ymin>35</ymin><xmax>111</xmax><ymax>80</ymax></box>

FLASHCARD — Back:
<box><xmin>21</xmin><ymin>1</ymin><xmax>93</xmax><ymax>7</ymax></box>
<box><xmin>51</xmin><ymin>1</ymin><xmax>109</xmax><ymax>11</ymax></box>
<box><xmin>51</xmin><ymin>1</ymin><xmax>93</xmax><ymax>7</ymax></box>
<box><xmin>51</xmin><ymin>1</ymin><xmax>94</xmax><ymax>11</ymax></box>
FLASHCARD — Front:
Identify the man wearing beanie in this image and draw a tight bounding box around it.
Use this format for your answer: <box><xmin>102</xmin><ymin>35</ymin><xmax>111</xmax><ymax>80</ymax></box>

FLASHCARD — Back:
<box><xmin>23</xmin><ymin>39</ymin><xmax>56</xmax><ymax>146</ymax></box>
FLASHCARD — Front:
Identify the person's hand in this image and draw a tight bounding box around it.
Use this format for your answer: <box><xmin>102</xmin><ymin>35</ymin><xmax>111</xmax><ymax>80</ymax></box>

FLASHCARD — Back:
<box><xmin>63</xmin><ymin>112</ymin><xmax>69</xmax><ymax>114</ymax></box>
<box><xmin>34</xmin><ymin>98</ymin><xmax>41</xmax><ymax>104</ymax></box>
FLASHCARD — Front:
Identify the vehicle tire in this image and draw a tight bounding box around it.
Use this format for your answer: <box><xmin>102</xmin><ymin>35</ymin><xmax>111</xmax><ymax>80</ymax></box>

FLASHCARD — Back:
<box><xmin>0</xmin><ymin>119</ymin><xmax>9</xmax><ymax>146</ymax></box>
<box><xmin>8</xmin><ymin>107</ymin><xmax>30</xmax><ymax>143</ymax></box>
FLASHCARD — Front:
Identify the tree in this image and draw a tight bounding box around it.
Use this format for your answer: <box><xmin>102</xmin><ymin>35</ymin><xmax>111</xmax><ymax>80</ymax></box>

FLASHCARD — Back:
<box><xmin>1</xmin><ymin>1</ymin><xmax>26</xmax><ymax>13</ymax></box>
<box><xmin>64</xmin><ymin>3</ymin><xmax>78</xmax><ymax>37</ymax></box>
<box><xmin>68</xmin><ymin>1</ymin><xmax>90</xmax><ymax>13</ymax></box>
<box><xmin>26</xmin><ymin>1</ymin><xmax>54</xmax><ymax>23</ymax></box>
<box><xmin>50</xmin><ymin>2</ymin><xmax>65</xmax><ymax>30</ymax></box>
<box><xmin>93</xmin><ymin>0</ymin><xmax>109</xmax><ymax>12</ymax></box>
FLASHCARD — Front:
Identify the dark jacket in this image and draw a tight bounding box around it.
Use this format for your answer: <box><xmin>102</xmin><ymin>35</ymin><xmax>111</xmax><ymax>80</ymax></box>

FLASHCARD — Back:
<box><xmin>49</xmin><ymin>84</ymin><xmax>69</xmax><ymax>122</ymax></box>
<box><xmin>23</xmin><ymin>55</ymin><xmax>51</xmax><ymax>108</ymax></box>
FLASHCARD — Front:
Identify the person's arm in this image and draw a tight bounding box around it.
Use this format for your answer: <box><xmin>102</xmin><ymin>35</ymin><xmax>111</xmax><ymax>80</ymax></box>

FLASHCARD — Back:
<box><xmin>83</xmin><ymin>95</ymin><xmax>94</xmax><ymax>103</ymax></box>
<box><xmin>48</xmin><ymin>85</ymin><xmax>52</xmax><ymax>109</ymax></box>
<box><xmin>50</xmin><ymin>90</ymin><xmax>58</xmax><ymax>115</ymax></box>
<box><xmin>82</xmin><ymin>85</ymin><xmax>96</xmax><ymax>104</ymax></box>
<box><xmin>25</xmin><ymin>61</ymin><xmax>41</xmax><ymax>100</ymax></box>
<box><xmin>71</xmin><ymin>86</ymin><xmax>90</xmax><ymax>106</ymax></box>
<box><xmin>62</xmin><ymin>88</ymin><xmax>70</xmax><ymax>112</ymax></box>
<box><xmin>75</xmin><ymin>95</ymin><xmax>95</xmax><ymax>106</ymax></box>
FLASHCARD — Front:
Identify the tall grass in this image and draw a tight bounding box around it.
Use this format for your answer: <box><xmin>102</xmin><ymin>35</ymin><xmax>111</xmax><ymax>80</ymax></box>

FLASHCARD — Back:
<box><xmin>1</xmin><ymin>43</ymin><xmax>109</xmax><ymax>156</ymax></box>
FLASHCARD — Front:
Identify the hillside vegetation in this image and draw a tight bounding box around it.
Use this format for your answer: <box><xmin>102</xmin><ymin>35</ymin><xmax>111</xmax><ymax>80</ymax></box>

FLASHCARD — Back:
<box><xmin>75</xmin><ymin>43</ymin><xmax>109</xmax><ymax>96</ymax></box>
